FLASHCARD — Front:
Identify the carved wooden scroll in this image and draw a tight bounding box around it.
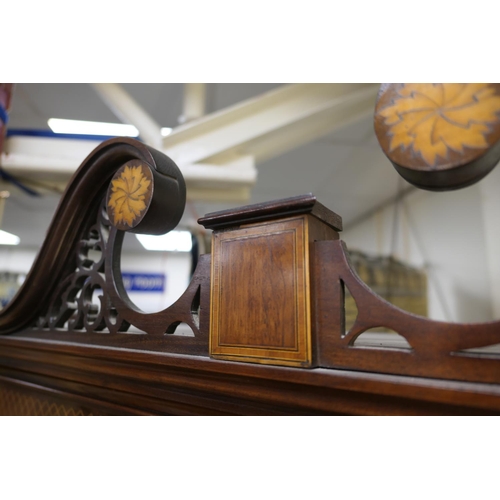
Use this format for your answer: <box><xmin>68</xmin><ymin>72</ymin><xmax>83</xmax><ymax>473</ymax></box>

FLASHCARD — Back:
<box><xmin>0</xmin><ymin>138</ymin><xmax>209</xmax><ymax>355</ymax></box>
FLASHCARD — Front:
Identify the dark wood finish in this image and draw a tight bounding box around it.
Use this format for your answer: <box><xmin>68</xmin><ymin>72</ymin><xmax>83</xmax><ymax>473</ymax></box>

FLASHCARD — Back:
<box><xmin>313</xmin><ymin>239</ymin><xmax>500</xmax><ymax>384</ymax></box>
<box><xmin>0</xmin><ymin>336</ymin><xmax>499</xmax><ymax>415</ymax></box>
<box><xmin>0</xmin><ymin>138</ymin><xmax>185</xmax><ymax>335</ymax></box>
<box><xmin>0</xmin><ymin>376</ymin><xmax>144</xmax><ymax>415</ymax></box>
<box><xmin>217</xmin><ymin>226</ymin><xmax>299</xmax><ymax>349</ymax></box>
<box><xmin>26</xmin><ymin>252</ymin><xmax>210</xmax><ymax>355</ymax></box>
<box><xmin>2</xmin><ymin>135</ymin><xmax>500</xmax><ymax>414</ymax></box>
<box><xmin>0</xmin><ymin>138</ymin><xmax>211</xmax><ymax>354</ymax></box>
<box><xmin>374</xmin><ymin>83</ymin><xmax>500</xmax><ymax>190</ymax></box>
<box><xmin>199</xmin><ymin>193</ymin><xmax>343</xmax><ymax>232</ymax></box>
<box><xmin>27</xmin><ymin>195</ymin><xmax>210</xmax><ymax>353</ymax></box>
<box><xmin>206</xmin><ymin>197</ymin><xmax>340</xmax><ymax>367</ymax></box>
<box><xmin>211</xmin><ymin>216</ymin><xmax>312</xmax><ymax>366</ymax></box>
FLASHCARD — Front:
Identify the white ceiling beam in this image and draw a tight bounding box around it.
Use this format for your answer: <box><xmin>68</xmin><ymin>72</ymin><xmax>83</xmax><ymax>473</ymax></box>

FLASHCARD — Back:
<box><xmin>1</xmin><ymin>136</ymin><xmax>256</xmax><ymax>196</ymax></box>
<box><xmin>1</xmin><ymin>84</ymin><xmax>379</xmax><ymax>203</ymax></box>
<box><xmin>2</xmin><ymin>136</ymin><xmax>256</xmax><ymax>185</ymax></box>
<box><xmin>2</xmin><ymin>136</ymin><xmax>102</xmax><ymax>175</ymax></box>
<box><xmin>186</xmin><ymin>187</ymin><xmax>251</xmax><ymax>203</ymax></box>
<box><xmin>179</xmin><ymin>83</ymin><xmax>207</xmax><ymax>124</ymax></box>
<box><xmin>90</xmin><ymin>83</ymin><xmax>163</xmax><ymax>150</ymax></box>
<box><xmin>183</xmin><ymin>155</ymin><xmax>257</xmax><ymax>189</ymax></box>
<box><xmin>162</xmin><ymin>83</ymin><xmax>379</xmax><ymax>166</ymax></box>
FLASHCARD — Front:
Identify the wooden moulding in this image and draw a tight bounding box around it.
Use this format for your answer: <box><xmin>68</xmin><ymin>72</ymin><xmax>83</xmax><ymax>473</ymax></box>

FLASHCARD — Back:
<box><xmin>199</xmin><ymin>194</ymin><xmax>341</xmax><ymax>367</ymax></box>
<box><xmin>1</xmin><ymin>337</ymin><xmax>500</xmax><ymax>415</ymax></box>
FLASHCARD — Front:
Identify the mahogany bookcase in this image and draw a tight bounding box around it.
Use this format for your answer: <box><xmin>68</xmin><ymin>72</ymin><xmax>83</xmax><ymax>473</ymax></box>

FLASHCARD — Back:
<box><xmin>2</xmin><ymin>84</ymin><xmax>500</xmax><ymax>415</ymax></box>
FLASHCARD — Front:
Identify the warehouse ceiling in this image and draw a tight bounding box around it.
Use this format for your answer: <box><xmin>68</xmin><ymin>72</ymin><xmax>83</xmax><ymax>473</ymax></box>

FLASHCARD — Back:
<box><xmin>0</xmin><ymin>83</ymin><xmax>404</xmax><ymax>251</ymax></box>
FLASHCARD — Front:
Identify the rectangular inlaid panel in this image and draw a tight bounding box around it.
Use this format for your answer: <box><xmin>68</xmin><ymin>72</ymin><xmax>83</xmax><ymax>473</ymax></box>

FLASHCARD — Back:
<box><xmin>210</xmin><ymin>216</ymin><xmax>311</xmax><ymax>366</ymax></box>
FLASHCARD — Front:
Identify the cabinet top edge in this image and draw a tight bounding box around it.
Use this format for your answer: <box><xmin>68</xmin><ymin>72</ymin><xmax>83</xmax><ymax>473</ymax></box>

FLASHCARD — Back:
<box><xmin>198</xmin><ymin>193</ymin><xmax>343</xmax><ymax>232</ymax></box>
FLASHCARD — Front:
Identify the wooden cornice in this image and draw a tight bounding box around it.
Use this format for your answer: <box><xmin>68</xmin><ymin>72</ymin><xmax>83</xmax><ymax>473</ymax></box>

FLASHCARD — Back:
<box><xmin>1</xmin><ymin>336</ymin><xmax>499</xmax><ymax>415</ymax></box>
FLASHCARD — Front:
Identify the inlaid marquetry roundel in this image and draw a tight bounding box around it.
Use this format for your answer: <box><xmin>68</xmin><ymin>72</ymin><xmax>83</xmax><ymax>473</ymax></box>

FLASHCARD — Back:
<box><xmin>374</xmin><ymin>83</ymin><xmax>500</xmax><ymax>190</ymax></box>
<box><xmin>106</xmin><ymin>160</ymin><xmax>154</xmax><ymax>230</ymax></box>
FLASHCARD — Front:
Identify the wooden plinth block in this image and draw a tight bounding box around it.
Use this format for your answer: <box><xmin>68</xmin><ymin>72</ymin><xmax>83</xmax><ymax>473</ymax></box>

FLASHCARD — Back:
<box><xmin>199</xmin><ymin>194</ymin><xmax>341</xmax><ymax>367</ymax></box>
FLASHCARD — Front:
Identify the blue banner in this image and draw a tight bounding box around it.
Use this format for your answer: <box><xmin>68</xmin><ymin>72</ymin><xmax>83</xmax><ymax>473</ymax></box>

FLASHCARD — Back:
<box><xmin>122</xmin><ymin>273</ymin><xmax>165</xmax><ymax>292</ymax></box>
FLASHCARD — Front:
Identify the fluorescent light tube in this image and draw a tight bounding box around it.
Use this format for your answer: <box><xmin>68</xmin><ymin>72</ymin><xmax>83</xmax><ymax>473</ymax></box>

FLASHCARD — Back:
<box><xmin>136</xmin><ymin>231</ymin><xmax>192</xmax><ymax>252</ymax></box>
<box><xmin>0</xmin><ymin>230</ymin><xmax>20</xmax><ymax>245</ymax></box>
<box><xmin>48</xmin><ymin>118</ymin><xmax>139</xmax><ymax>137</ymax></box>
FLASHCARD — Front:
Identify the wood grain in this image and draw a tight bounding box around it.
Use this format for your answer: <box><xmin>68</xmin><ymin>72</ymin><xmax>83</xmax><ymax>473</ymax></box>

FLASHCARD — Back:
<box><xmin>207</xmin><ymin>195</ymin><xmax>340</xmax><ymax>368</ymax></box>
<box><xmin>199</xmin><ymin>193</ymin><xmax>343</xmax><ymax>231</ymax></box>
<box><xmin>1</xmin><ymin>336</ymin><xmax>499</xmax><ymax>415</ymax></box>
<box><xmin>0</xmin><ymin>138</ymin><xmax>185</xmax><ymax>334</ymax></box>
<box><xmin>106</xmin><ymin>160</ymin><xmax>154</xmax><ymax>231</ymax></box>
<box><xmin>211</xmin><ymin>217</ymin><xmax>310</xmax><ymax>366</ymax></box>
<box><xmin>374</xmin><ymin>83</ymin><xmax>500</xmax><ymax>190</ymax></box>
<box><xmin>313</xmin><ymin>239</ymin><xmax>500</xmax><ymax>384</ymax></box>
<box><xmin>2</xmin><ymin>128</ymin><xmax>500</xmax><ymax>413</ymax></box>
<box><xmin>0</xmin><ymin>376</ymin><xmax>144</xmax><ymax>415</ymax></box>
<box><xmin>218</xmin><ymin>229</ymin><xmax>297</xmax><ymax>349</ymax></box>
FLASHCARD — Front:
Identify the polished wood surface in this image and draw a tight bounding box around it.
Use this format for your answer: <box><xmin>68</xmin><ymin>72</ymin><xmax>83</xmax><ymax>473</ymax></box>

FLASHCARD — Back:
<box><xmin>375</xmin><ymin>83</ymin><xmax>500</xmax><ymax>190</ymax></box>
<box><xmin>199</xmin><ymin>193</ymin><xmax>343</xmax><ymax>232</ymax></box>
<box><xmin>0</xmin><ymin>138</ymin><xmax>186</xmax><ymax>334</ymax></box>
<box><xmin>1</xmin><ymin>136</ymin><xmax>500</xmax><ymax>414</ymax></box>
<box><xmin>313</xmin><ymin>239</ymin><xmax>500</xmax><ymax>384</ymax></box>
<box><xmin>0</xmin><ymin>336</ymin><xmax>499</xmax><ymax>415</ymax></box>
<box><xmin>0</xmin><ymin>377</ymin><xmax>141</xmax><ymax>416</ymax></box>
<box><xmin>211</xmin><ymin>216</ymin><xmax>311</xmax><ymax>366</ymax></box>
<box><xmin>0</xmin><ymin>138</ymin><xmax>211</xmax><ymax>354</ymax></box>
<box><xmin>203</xmin><ymin>196</ymin><xmax>340</xmax><ymax>367</ymax></box>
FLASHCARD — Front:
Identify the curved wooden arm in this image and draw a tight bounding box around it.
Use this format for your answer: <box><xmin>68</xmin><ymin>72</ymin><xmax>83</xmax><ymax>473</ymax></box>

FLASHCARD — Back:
<box><xmin>0</xmin><ymin>138</ymin><xmax>186</xmax><ymax>334</ymax></box>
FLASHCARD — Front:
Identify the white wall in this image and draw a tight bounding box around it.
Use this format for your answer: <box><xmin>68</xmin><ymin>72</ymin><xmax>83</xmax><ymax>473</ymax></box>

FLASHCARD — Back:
<box><xmin>342</xmin><ymin>183</ymin><xmax>494</xmax><ymax>323</ymax></box>
<box><xmin>0</xmin><ymin>248</ymin><xmax>37</xmax><ymax>275</ymax></box>
<box><xmin>479</xmin><ymin>165</ymin><xmax>500</xmax><ymax>318</ymax></box>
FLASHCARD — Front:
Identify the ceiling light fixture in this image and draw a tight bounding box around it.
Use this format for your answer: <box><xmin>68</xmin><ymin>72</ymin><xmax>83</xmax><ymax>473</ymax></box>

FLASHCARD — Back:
<box><xmin>48</xmin><ymin>118</ymin><xmax>139</xmax><ymax>137</ymax></box>
<box><xmin>161</xmin><ymin>127</ymin><xmax>173</xmax><ymax>137</ymax></box>
<box><xmin>135</xmin><ymin>231</ymin><xmax>192</xmax><ymax>252</ymax></box>
<box><xmin>0</xmin><ymin>230</ymin><xmax>20</xmax><ymax>245</ymax></box>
